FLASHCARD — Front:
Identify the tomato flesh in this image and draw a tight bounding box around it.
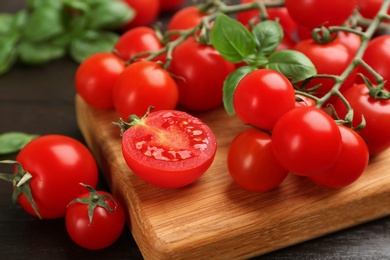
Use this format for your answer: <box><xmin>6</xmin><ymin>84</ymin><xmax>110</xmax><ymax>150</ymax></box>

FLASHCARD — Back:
<box><xmin>121</xmin><ymin>110</ymin><xmax>217</xmax><ymax>188</ymax></box>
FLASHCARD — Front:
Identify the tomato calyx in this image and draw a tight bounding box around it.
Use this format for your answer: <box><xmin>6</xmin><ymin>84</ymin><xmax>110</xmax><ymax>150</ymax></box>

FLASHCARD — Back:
<box><xmin>67</xmin><ymin>183</ymin><xmax>118</xmax><ymax>226</ymax></box>
<box><xmin>0</xmin><ymin>160</ymin><xmax>41</xmax><ymax>219</ymax></box>
<box><xmin>113</xmin><ymin>106</ymin><xmax>154</xmax><ymax>136</ymax></box>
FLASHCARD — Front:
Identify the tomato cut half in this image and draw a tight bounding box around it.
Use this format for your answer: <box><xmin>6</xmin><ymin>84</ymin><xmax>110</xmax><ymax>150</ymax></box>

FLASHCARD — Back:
<box><xmin>118</xmin><ymin>109</ymin><xmax>217</xmax><ymax>188</ymax></box>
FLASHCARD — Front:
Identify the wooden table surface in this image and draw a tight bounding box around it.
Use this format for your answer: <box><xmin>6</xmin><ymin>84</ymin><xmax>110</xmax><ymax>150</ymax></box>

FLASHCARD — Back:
<box><xmin>1</xmin><ymin>0</ymin><xmax>390</xmax><ymax>259</ymax></box>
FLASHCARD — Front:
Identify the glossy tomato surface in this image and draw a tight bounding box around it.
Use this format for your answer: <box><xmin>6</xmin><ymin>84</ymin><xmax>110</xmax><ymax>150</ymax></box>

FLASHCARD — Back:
<box><xmin>168</xmin><ymin>37</ymin><xmax>235</xmax><ymax>111</ymax></box>
<box><xmin>75</xmin><ymin>52</ymin><xmax>125</xmax><ymax>109</ymax></box>
<box><xmin>167</xmin><ymin>6</ymin><xmax>206</xmax><ymax>31</ymax></box>
<box><xmin>15</xmin><ymin>135</ymin><xmax>99</xmax><ymax>219</ymax></box>
<box><xmin>233</xmin><ymin>69</ymin><xmax>296</xmax><ymax>131</ymax></box>
<box><xmin>272</xmin><ymin>107</ymin><xmax>342</xmax><ymax>176</ymax></box>
<box><xmin>66</xmin><ymin>190</ymin><xmax>125</xmax><ymax>250</ymax></box>
<box><xmin>309</xmin><ymin>125</ymin><xmax>369</xmax><ymax>188</ymax></box>
<box><xmin>334</xmin><ymin>83</ymin><xmax>390</xmax><ymax>156</ymax></box>
<box><xmin>359</xmin><ymin>35</ymin><xmax>390</xmax><ymax>89</ymax></box>
<box><xmin>113</xmin><ymin>61</ymin><xmax>179</xmax><ymax>118</ymax></box>
<box><xmin>114</xmin><ymin>26</ymin><xmax>164</xmax><ymax>62</ymax></box>
<box><xmin>121</xmin><ymin>0</ymin><xmax>160</xmax><ymax>29</ymax></box>
<box><xmin>237</xmin><ymin>0</ymin><xmax>297</xmax><ymax>36</ymax></box>
<box><xmin>293</xmin><ymin>39</ymin><xmax>356</xmax><ymax>100</ymax></box>
<box><xmin>121</xmin><ymin>110</ymin><xmax>217</xmax><ymax>188</ymax></box>
<box><xmin>227</xmin><ymin>128</ymin><xmax>289</xmax><ymax>192</ymax></box>
<box><xmin>285</xmin><ymin>0</ymin><xmax>357</xmax><ymax>30</ymax></box>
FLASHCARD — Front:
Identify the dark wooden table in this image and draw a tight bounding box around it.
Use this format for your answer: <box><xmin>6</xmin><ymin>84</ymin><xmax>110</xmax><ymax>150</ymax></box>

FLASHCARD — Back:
<box><xmin>1</xmin><ymin>0</ymin><xmax>390</xmax><ymax>259</ymax></box>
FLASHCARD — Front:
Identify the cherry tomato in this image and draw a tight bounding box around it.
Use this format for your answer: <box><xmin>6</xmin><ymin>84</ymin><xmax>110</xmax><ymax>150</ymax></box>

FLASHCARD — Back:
<box><xmin>237</xmin><ymin>0</ymin><xmax>297</xmax><ymax>37</ymax></box>
<box><xmin>160</xmin><ymin>0</ymin><xmax>186</xmax><ymax>12</ymax></box>
<box><xmin>120</xmin><ymin>0</ymin><xmax>160</xmax><ymax>30</ymax></box>
<box><xmin>167</xmin><ymin>6</ymin><xmax>206</xmax><ymax>31</ymax></box>
<box><xmin>227</xmin><ymin>128</ymin><xmax>289</xmax><ymax>192</ymax></box>
<box><xmin>358</xmin><ymin>35</ymin><xmax>390</xmax><ymax>89</ymax></box>
<box><xmin>66</xmin><ymin>185</ymin><xmax>125</xmax><ymax>250</ymax></box>
<box><xmin>15</xmin><ymin>135</ymin><xmax>99</xmax><ymax>219</ymax></box>
<box><xmin>309</xmin><ymin>125</ymin><xmax>369</xmax><ymax>188</ymax></box>
<box><xmin>119</xmin><ymin>109</ymin><xmax>217</xmax><ymax>188</ymax></box>
<box><xmin>295</xmin><ymin>94</ymin><xmax>316</xmax><ymax>108</ymax></box>
<box><xmin>285</xmin><ymin>0</ymin><xmax>357</xmax><ymax>30</ymax></box>
<box><xmin>168</xmin><ymin>37</ymin><xmax>235</xmax><ymax>111</ymax></box>
<box><xmin>233</xmin><ymin>69</ymin><xmax>295</xmax><ymax>131</ymax></box>
<box><xmin>114</xmin><ymin>26</ymin><xmax>164</xmax><ymax>62</ymax></box>
<box><xmin>333</xmin><ymin>83</ymin><xmax>390</xmax><ymax>156</ymax></box>
<box><xmin>272</xmin><ymin>107</ymin><xmax>342</xmax><ymax>176</ymax></box>
<box><xmin>75</xmin><ymin>52</ymin><xmax>125</xmax><ymax>109</ymax></box>
<box><xmin>357</xmin><ymin>0</ymin><xmax>389</xmax><ymax>20</ymax></box>
<box><xmin>293</xmin><ymin>39</ymin><xmax>356</xmax><ymax>101</ymax></box>
<box><xmin>113</xmin><ymin>61</ymin><xmax>179</xmax><ymax>118</ymax></box>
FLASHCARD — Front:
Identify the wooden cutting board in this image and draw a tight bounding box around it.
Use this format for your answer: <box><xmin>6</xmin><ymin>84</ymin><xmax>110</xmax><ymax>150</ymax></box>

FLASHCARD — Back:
<box><xmin>75</xmin><ymin>94</ymin><xmax>390</xmax><ymax>259</ymax></box>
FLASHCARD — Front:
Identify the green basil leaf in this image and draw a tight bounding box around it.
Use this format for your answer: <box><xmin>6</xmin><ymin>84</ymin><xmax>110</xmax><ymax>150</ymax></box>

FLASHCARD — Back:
<box><xmin>24</xmin><ymin>0</ymin><xmax>63</xmax><ymax>9</ymax></box>
<box><xmin>23</xmin><ymin>6</ymin><xmax>65</xmax><ymax>43</ymax></box>
<box><xmin>223</xmin><ymin>66</ymin><xmax>256</xmax><ymax>115</ymax></box>
<box><xmin>88</xmin><ymin>1</ymin><xmax>134</xmax><ymax>30</ymax></box>
<box><xmin>0</xmin><ymin>14</ymin><xmax>16</xmax><ymax>35</ymax></box>
<box><xmin>211</xmin><ymin>13</ymin><xmax>256</xmax><ymax>63</ymax></box>
<box><xmin>0</xmin><ymin>132</ymin><xmax>38</xmax><ymax>154</ymax></box>
<box><xmin>265</xmin><ymin>50</ymin><xmax>317</xmax><ymax>83</ymax></box>
<box><xmin>18</xmin><ymin>40</ymin><xmax>66</xmax><ymax>64</ymax></box>
<box><xmin>252</xmin><ymin>20</ymin><xmax>283</xmax><ymax>55</ymax></box>
<box><xmin>0</xmin><ymin>36</ymin><xmax>18</xmax><ymax>75</ymax></box>
<box><xmin>69</xmin><ymin>30</ymin><xmax>119</xmax><ymax>63</ymax></box>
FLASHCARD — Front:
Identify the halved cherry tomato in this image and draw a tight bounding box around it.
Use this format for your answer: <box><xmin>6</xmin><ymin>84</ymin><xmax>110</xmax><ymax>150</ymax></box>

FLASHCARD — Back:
<box><xmin>118</xmin><ymin>109</ymin><xmax>217</xmax><ymax>188</ymax></box>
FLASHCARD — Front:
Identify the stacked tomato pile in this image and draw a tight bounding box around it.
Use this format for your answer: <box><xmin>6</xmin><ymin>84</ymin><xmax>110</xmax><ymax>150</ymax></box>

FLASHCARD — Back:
<box><xmin>75</xmin><ymin>0</ymin><xmax>390</xmax><ymax>195</ymax></box>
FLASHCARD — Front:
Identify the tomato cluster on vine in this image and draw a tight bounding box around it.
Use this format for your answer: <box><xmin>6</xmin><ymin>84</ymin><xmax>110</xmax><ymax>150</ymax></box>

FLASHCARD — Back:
<box><xmin>75</xmin><ymin>0</ymin><xmax>390</xmax><ymax>194</ymax></box>
<box><xmin>226</xmin><ymin>0</ymin><xmax>390</xmax><ymax>192</ymax></box>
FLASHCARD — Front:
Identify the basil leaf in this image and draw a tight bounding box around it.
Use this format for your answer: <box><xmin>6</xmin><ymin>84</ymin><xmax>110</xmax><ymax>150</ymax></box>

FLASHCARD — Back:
<box><xmin>69</xmin><ymin>30</ymin><xmax>119</xmax><ymax>63</ymax></box>
<box><xmin>252</xmin><ymin>20</ymin><xmax>283</xmax><ymax>55</ymax></box>
<box><xmin>0</xmin><ymin>132</ymin><xmax>38</xmax><ymax>154</ymax></box>
<box><xmin>23</xmin><ymin>6</ymin><xmax>65</xmax><ymax>43</ymax></box>
<box><xmin>223</xmin><ymin>66</ymin><xmax>256</xmax><ymax>115</ymax></box>
<box><xmin>88</xmin><ymin>1</ymin><xmax>134</xmax><ymax>30</ymax></box>
<box><xmin>265</xmin><ymin>50</ymin><xmax>317</xmax><ymax>83</ymax></box>
<box><xmin>0</xmin><ymin>36</ymin><xmax>18</xmax><ymax>75</ymax></box>
<box><xmin>0</xmin><ymin>14</ymin><xmax>16</xmax><ymax>35</ymax></box>
<box><xmin>18</xmin><ymin>40</ymin><xmax>66</xmax><ymax>64</ymax></box>
<box><xmin>211</xmin><ymin>13</ymin><xmax>256</xmax><ymax>63</ymax></box>
<box><xmin>24</xmin><ymin>0</ymin><xmax>63</xmax><ymax>9</ymax></box>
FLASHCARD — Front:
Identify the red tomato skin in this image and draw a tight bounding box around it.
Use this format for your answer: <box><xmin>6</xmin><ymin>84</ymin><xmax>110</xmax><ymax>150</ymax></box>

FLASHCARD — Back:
<box><xmin>113</xmin><ymin>61</ymin><xmax>179</xmax><ymax>118</ymax></box>
<box><xmin>293</xmin><ymin>39</ymin><xmax>356</xmax><ymax>100</ymax></box>
<box><xmin>272</xmin><ymin>107</ymin><xmax>342</xmax><ymax>176</ymax></box>
<box><xmin>15</xmin><ymin>135</ymin><xmax>99</xmax><ymax>219</ymax></box>
<box><xmin>358</xmin><ymin>35</ymin><xmax>390</xmax><ymax>89</ymax></box>
<box><xmin>357</xmin><ymin>0</ymin><xmax>388</xmax><ymax>19</ymax></box>
<box><xmin>75</xmin><ymin>53</ymin><xmax>125</xmax><ymax>109</ymax></box>
<box><xmin>233</xmin><ymin>69</ymin><xmax>296</xmax><ymax>131</ymax></box>
<box><xmin>167</xmin><ymin>6</ymin><xmax>206</xmax><ymax>31</ymax></box>
<box><xmin>228</xmin><ymin>128</ymin><xmax>289</xmax><ymax>192</ymax></box>
<box><xmin>168</xmin><ymin>37</ymin><xmax>236</xmax><ymax>111</ymax></box>
<box><xmin>114</xmin><ymin>26</ymin><xmax>164</xmax><ymax>62</ymax></box>
<box><xmin>309</xmin><ymin>125</ymin><xmax>369</xmax><ymax>188</ymax></box>
<box><xmin>121</xmin><ymin>110</ymin><xmax>217</xmax><ymax>188</ymax></box>
<box><xmin>334</xmin><ymin>83</ymin><xmax>390</xmax><ymax>156</ymax></box>
<box><xmin>285</xmin><ymin>0</ymin><xmax>357</xmax><ymax>30</ymax></box>
<box><xmin>237</xmin><ymin>0</ymin><xmax>297</xmax><ymax>36</ymax></box>
<box><xmin>66</xmin><ymin>191</ymin><xmax>125</xmax><ymax>250</ymax></box>
<box><xmin>120</xmin><ymin>0</ymin><xmax>160</xmax><ymax>29</ymax></box>
<box><xmin>160</xmin><ymin>0</ymin><xmax>186</xmax><ymax>12</ymax></box>
<box><xmin>295</xmin><ymin>94</ymin><xmax>316</xmax><ymax>108</ymax></box>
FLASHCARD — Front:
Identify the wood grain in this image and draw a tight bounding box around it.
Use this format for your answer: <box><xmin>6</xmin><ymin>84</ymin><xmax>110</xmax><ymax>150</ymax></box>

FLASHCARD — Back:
<box><xmin>75</xmin><ymin>94</ymin><xmax>390</xmax><ymax>260</ymax></box>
